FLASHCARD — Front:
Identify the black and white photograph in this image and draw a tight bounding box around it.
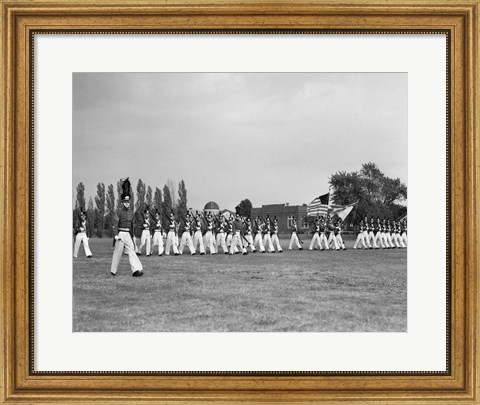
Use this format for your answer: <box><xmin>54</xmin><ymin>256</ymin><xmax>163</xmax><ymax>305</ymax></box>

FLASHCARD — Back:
<box><xmin>72</xmin><ymin>72</ymin><xmax>407</xmax><ymax>333</ymax></box>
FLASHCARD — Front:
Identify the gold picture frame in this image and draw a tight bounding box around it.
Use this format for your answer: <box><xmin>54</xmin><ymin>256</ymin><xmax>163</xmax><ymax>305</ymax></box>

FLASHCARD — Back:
<box><xmin>1</xmin><ymin>0</ymin><xmax>478</xmax><ymax>403</ymax></box>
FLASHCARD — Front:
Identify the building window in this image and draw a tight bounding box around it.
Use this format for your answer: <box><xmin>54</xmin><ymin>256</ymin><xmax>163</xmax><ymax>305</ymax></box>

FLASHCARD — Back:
<box><xmin>287</xmin><ymin>217</ymin><xmax>294</xmax><ymax>229</ymax></box>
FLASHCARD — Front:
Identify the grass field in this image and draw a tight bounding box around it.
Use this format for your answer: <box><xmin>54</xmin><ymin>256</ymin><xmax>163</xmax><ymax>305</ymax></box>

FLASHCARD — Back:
<box><xmin>73</xmin><ymin>235</ymin><xmax>407</xmax><ymax>332</ymax></box>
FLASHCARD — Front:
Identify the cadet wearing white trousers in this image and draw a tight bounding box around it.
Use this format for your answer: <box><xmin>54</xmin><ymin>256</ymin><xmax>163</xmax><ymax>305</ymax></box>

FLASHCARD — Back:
<box><xmin>271</xmin><ymin>219</ymin><xmax>283</xmax><ymax>252</ymax></box>
<box><xmin>165</xmin><ymin>212</ymin><xmax>179</xmax><ymax>255</ymax></box>
<box><xmin>288</xmin><ymin>218</ymin><xmax>302</xmax><ymax>250</ymax></box>
<box><xmin>192</xmin><ymin>214</ymin><xmax>206</xmax><ymax>255</ymax></box>
<box><xmin>374</xmin><ymin>219</ymin><xmax>385</xmax><ymax>248</ymax></box>
<box><xmin>401</xmin><ymin>221</ymin><xmax>408</xmax><ymax>247</ymax></box>
<box><xmin>229</xmin><ymin>214</ymin><xmax>247</xmax><ymax>255</ymax></box>
<box><xmin>362</xmin><ymin>219</ymin><xmax>372</xmax><ymax>248</ymax></box>
<box><xmin>262</xmin><ymin>217</ymin><xmax>275</xmax><ymax>252</ymax></box>
<box><xmin>178</xmin><ymin>215</ymin><xmax>195</xmax><ymax>255</ymax></box>
<box><xmin>73</xmin><ymin>211</ymin><xmax>92</xmax><ymax>258</ymax></box>
<box><xmin>204</xmin><ymin>215</ymin><xmax>216</xmax><ymax>254</ymax></box>
<box><xmin>151</xmin><ymin>212</ymin><xmax>164</xmax><ymax>256</ymax></box>
<box><xmin>243</xmin><ymin>217</ymin><xmax>256</xmax><ymax>253</ymax></box>
<box><xmin>253</xmin><ymin>218</ymin><xmax>266</xmax><ymax>253</ymax></box>
<box><xmin>353</xmin><ymin>222</ymin><xmax>368</xmax><ymax>249</ymax></box>
<box><xmin>215</xmin><ymin>218</ymin><xmax>229</xmax><ymax>254</ymax></box>
<box><xmin>110</xmin><ymin>187</ymin><xmax>143</xmax><ymax>277</ymax></box>
<box><xmin>138</xmin><ymin>212</ymin><xmax>152</xmax><ymax>256</ymax></box>
<box><xmin>309</xmin><ymin>220</ymin><xmax>322</xmax><ymax>250</ymax></box>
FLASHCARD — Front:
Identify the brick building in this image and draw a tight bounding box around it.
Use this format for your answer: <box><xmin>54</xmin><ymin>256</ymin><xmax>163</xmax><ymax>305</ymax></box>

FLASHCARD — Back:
<box><xmin>251</xmin><ymin>203</ymin><xmax>308</xmax><ymax>234</ymax></box>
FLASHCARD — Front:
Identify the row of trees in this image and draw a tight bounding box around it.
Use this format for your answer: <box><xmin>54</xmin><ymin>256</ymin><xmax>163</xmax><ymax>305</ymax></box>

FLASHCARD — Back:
<box><xmin>329</xmin><ymin>162</ymin><xmax>407</xmax><ymax>225</ymax></box>
<box><xmin>74</xmin><ymin>179</ymin><xmax>188</xmax><ymax>238</ymax></box>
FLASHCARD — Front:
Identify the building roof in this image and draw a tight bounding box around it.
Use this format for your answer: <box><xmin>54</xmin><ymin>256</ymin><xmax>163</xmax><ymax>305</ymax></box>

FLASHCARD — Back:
<box><xmin>204</xmin><ymin>201</ymin><xmax>219</xmax><ymax>210</ymax></box>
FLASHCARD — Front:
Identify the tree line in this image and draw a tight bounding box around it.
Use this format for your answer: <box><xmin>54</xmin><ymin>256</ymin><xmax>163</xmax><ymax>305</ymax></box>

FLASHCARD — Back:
<box><xmin>329</xmin><ymin>162</ymin><xmax>407</xmax><ymax>225</ymax></box>
<box><xmin>73</xmin><ymin>179</ymin><xmax>188</xmax><ymax>238</ymax></box>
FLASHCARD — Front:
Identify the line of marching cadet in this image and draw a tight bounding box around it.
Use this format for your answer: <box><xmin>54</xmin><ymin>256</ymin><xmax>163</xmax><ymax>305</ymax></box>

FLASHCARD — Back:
<box><xmin>129</xmin><ymin>208</ymin><xmax>408</xmax><ymax>256</ymax></box>
<box><xmin>73</xmin><ymin>207</ymin><xmax>408</xmax><ymax>259</ymax></box>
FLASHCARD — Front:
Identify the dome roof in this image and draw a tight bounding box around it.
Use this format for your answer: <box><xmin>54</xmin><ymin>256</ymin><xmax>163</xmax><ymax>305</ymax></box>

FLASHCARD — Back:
<box><xmin>204</xmin><ymin>201</ymin><xmax>219</xmax><ymax>210</ymax></box>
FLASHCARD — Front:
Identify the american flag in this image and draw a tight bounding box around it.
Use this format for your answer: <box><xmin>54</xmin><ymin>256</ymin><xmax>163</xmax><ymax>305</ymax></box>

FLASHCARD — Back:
<box><xmin>306</xmin><ymin>193</ymin><xmax>330</xmax><ymax>216</ymax></box>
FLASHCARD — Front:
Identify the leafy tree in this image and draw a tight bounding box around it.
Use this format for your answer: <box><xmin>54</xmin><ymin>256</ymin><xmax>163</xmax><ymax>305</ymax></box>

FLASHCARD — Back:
<box><xmin>176</xmin><ymin>180</ymin><xmax>188</xmax><ymax>221</ymax></box>
<box><xmin>133</xmin><ymin>179</ymin><xmax>147</xmax><ymax>237</ymax></box>
<box><xmin>154</xmin><ymin>187</ymin><xmax>163</xmax><ymax>216</ymax></box>
<box><xmin>162</xmin><ymin>184</ymin><xmax>173</xmax><ymax>227</ymax></box>
<box><xmin>116</xmin><ymin>180</ymin><xmax>123</xmax><ymax>211</ymax></box>
<box><xmin>167</xmin><ymin>178</ymin><xmax>177</xmax><ymax>207</ymax></box>
<box><xmin>94</xmin><ymin>183</ymin><xmax>106</xmax><ymax>237</ymax></box>
<box><xmin>86</xmin><ymin>197</ymin><xmax>95</xmax><ymax>237</ymax></box>
<box><xmin>105</xmin><ymin>184</ymin><xmax>115</xmax><ymax>237</ymax></box>
<box><xmin>329</xmin><ymin>162</ymin><xmax>407</xmax><ymax>225</ymax></box>
<box><xmin>75</xmin><ymin>182</ymin><xmax>86</xmax><ymax>211</ymax></box>
<box><xmin>238</xmin><ymin>199</ymin><xmax>252</xmax><ymax>217</ymax></box>
<box><xmin>135</xmin><ymin>179</ymin><xmax>146</xmax><ymax>212</ymax></box>
<box><xmin>146</xmin><ymin>185</ymin><xmax>153</xmax><ymax>210</ymax></box>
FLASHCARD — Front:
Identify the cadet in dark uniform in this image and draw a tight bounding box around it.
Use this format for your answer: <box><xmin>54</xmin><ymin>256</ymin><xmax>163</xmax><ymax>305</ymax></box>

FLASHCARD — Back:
<box><xmin>110</xmin><ymin>178</ymin><xmax>143</xmax><ymax>277</ymax></box>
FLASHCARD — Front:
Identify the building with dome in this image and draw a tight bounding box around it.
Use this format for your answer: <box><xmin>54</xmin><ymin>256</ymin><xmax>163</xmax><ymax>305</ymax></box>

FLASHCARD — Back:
<box><xmin>203</xmin><ymin>201</ymin><xmax>220</xmax><ymax>216</ymax></box>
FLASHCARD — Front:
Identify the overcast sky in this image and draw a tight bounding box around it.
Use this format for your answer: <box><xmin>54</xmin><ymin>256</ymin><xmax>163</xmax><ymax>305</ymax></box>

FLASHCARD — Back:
<box><xmin>73</xmin><ymin>73</ymin><xmax>407</xmax><ymax>211</ymax></box>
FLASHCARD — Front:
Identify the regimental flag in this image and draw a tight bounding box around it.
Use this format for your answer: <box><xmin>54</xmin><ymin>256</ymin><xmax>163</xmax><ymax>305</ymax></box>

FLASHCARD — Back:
<box><xmin>330</xmin><ymin>202</ymin><xmax>357</xmax><ymax>221</ymax></box>
<box><xmin>307</xmin><ymin>193</ymin><xmax>330</xmax><ymax>217</ymax></box>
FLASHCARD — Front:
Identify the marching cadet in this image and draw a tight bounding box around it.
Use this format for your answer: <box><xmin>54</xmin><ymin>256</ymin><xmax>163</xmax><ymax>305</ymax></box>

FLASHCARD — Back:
<box><xmin>215</xmin><ymin>214</ymin><xmax>229</xmax><ymax>254</ymax></box>
<box><xmin>192</xmin><ymin>211</ymin><xmax>206</xmax><ymax>255</ymax></box>
<box><xmin>393</xmin><ymin>220</ymin><xmax>406</xmax><ymax>248</ymax></box>
<box><xmin>165</xmin><ymin>210</ymin><xmax>179</xmax><ymax>256</ymax></box>
<box><xmin>204</xmin><ymin>212</ymin><xmax>216</xmax><ymax>255</ymax></box>
<box><xmin>271</xmin><ymin>217</ymin><xmax>283</xmax><ymax>253</ymax></box>
<box><xmin>243</xmin><ymin>216</ymin><xmax>256</xmax><ymax>253</ymax></box>
<box><xmin>363</xmin><ymin>216</ymin><xmax>372</xmax><ymax>249</ymax></box>
<box><xmin>138</xmin><ymin>206</ymin><xmax>152</xmax><ymax>256</ymax></box>
<box><xmin>334</xmin><ymin>219</ymin><xmax>346</xmax><ymax>250</ymax></box>
<box><xmin>226</xmin><ymin>215</ymin><xmax>237</xmax><ymax>253</ymax></box>
<box><xmin>73</xmin><ymin>208</ymin><xmax>93</xmax><ymax>258</ymax></box>
<box><xmin>319</xmin><ymin>216</ymin><xmax>330</xmax><ymax>251</ymax></box>
<box><xmin>385</xmin><ymin>219</ymin><xmax>395</xmax><ymax>248</ymax></box>
<box><xmin>229</xmin><ymin>209</ymin><xmax>248</xmax><ymax>255</ymax></box>
<box><xmin>288</xmin><ymin>216</ymin><xmax>303</xmax><ymax>250</ymax></box>
<box><xmin>353</xmin><ymin>219</ymin><xmax>368</xmax><ymax>249</ymax></box>
<box><xmin>381</xmin><ymin>218</ymin><xmax>391</xmax><ymax>248</ymax></box>
<box><xmin>308</xmin><ymin>215</ymin><xmax>322</xmax><ymax>251</ymax></box>
<box><xmin>110</xmin><ymin>178</ymin><xmax>143</xmax><ymax>277</ymax></box>
<box><xmin>326</xmin><ymin>216</ymin><xmax>340</xmax><ymax>250</ymax></box>
<box><xmin>178</xmin><ymin>212</ymin><xmax>195</xmax><ymax>255</ymax></box>
<box><xmin>253</xmin><ymin>216</ymin><xmax>266</xmax><ymax>253</ymax></box>
<box><xmin>151</xmin><ymin>209</ymin><xmax>164</xmax><ymax>256</ymax></box>
<box><xmin>401</xmin><ymin>219</ymin><xmax>408</xmax><ymax>247</ymax></box>
<box><xmin>368</xmin><ymin>217</ymin><xmax>378</xmax><ymax>249</ymax></box>
<box><xmin>262</xmin><ymin>215</ymin><xmax>275</xmax><ymax>253</ymax></box>
<box><xmin>375</xmin><ymin>217</ymin><xmax>386</xmax><ymax>249</ymax></box>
